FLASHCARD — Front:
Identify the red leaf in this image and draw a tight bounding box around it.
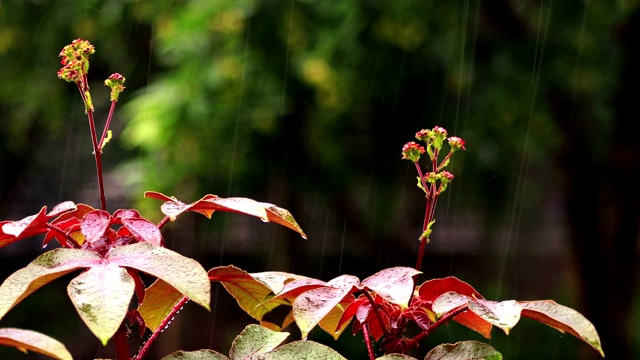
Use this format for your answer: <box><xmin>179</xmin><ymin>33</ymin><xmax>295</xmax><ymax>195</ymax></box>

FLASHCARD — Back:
<box><xmin>404</xmin><ymin>308</ymin><xmax>433</xmax><ymax>330</ymax></box>
<box><xmin>112</xmin><ymin>209</ymin><xmax>141</xmax><ymax>220</ymax></box>
<box><xmin>0</xmin><ymin>206</ymin><xmax>48</xmax><ymax>248</ymax></box>
<box><xmin>46</xmin><ymin>201</ymin><xmax>77</xmax><ymax>219</ymax></box>
<box><xmin>418</xmin><ymin>277</ymin><xmax>483</xmax><ymax>303</ymax></box>
<box><xmin>336</xmin><ymin>297</ymin><xmax>368</xmax><ymax>333</ymax></box>
<box><xmin>420</xmin><ymin>279</ymin><xmax>490</xmax><ymax>338</ymax></box>
<box><xmin>274</xmin><ymin>278</ymin><xmax>327</xmax><ymax>300</ymax></box>
<box><xmin>145</xmin><ymin>192</ymin><xmax>307</xmax><ymax>239</ymax></box>
<box><xmin>121</xmin><ymin>218</ymin><xmax>163</xmax><ymax>246</ymax></box>
<box><xmin>81</xmin><ymin>210</ymin><xmax>111</xmax><ymax>245</ymax></box>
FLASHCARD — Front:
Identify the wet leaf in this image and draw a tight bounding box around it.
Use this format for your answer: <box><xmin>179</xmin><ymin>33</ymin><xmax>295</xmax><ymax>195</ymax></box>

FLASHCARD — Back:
<box><xmin>120</xmin><ymin>217</ymin><xmax>163</xmax><ymax>246</ymax></box>
<box><xmin>425</xmin><ymin>340</ymin><xmax>502</xmax><ymax>360</ymax></box>
<box><xmin>67</xmin><ymin>263</ymin><xmax>135</xmax><ymax>345</ymax></box>
<box><xmin>162</xmin><ymin>349</ymin><xmax>228</xmax><ymax>360</ymax></box>
<box><xmin>209</xmin><ymin>266</ymin><xmax>290</xmax><ymax>328</ymax></box>
<box><xmin>0</xmin><ymin>327</ymin><xmax>73</xmax><ymax>360</ymax></box>
<box><xmin>433</xmin><ymin>292</ymin><xmax>522</xmax><ymax>337</ymax></box>
<box><xmin>0</xmin><ymin>248</ymin><xmax>101</xmax><ymax>320</ymax></box>
<box><xmin>46</xmin><ymin>201</ymin><xmax>77</xmax><ymax>220</ymax></box>
<box><xmin>80</xmin><ymin>210</ymin><xmax>111</xmax><ymax>245</ymax></box>
<box><xmin>418</xmin><ymin>276</ymin><xmax>483</xmax><ymax>303</ymax></box>
<box><xmin>229</xmin><ymin>324</ymin><xmax>289</xmax><ymax>360</ymax></box>
<box><xmin>520</xmin><ymin>300</ymin><xmax>604</xmax><ymax>357</ymax></box>
<box><xmin>376</xmin><ymin>355</ymin><xmax>418</xmax><ymax>360</ymax></box>
<box><xmin>251</xmin><ymin>271</ymin><xmax>310</xmax><ymax>295</ymax></box>
<box><xmin>0</xmin><ymin>206</ymin><xmax>48</xmax><ymax>248</ymax></box>
<box><xmin>468</xmin><ymin>298</ymin><xmax>521</xmax><ymax>335</ymax></box>
<box><xmin>227</xmin><ymin>324</ymin><xmax>346</xmax><ymax>360</ymax></box>
<box><xmin>317</xmin><ymin>295</ymin><xmax>355</xmax><ymax>340</ymax></box>
<box><xmin>360</xmin><ymin>267</ymin><xmax>421</xmax><ymax>307</ymax></box>
<box><xmin>108</xmin><ymin>243</ymin><xmax>210</xmax><ymax>311</ymax></box>
<box><xmin>293</xmin><ymin>284</ymin><xmax>356</xmax><ymax>339</ymax></box>
<box><xmin>261</xmin><ymin>340</ymin><xmax>347</xmax><ymax>360</ymax></box>
<box><xmin>420</xmin><ymin>278</ymin><xmax>491</xmax><ymax>338</ymax></box>
<box><xmin>145</xmin><ymin>192</ymin><xmax>307</xmax><ymax>239</ymax></box>
<box><xmin>139</xmin><ymin>279</ymin><xmax>184</xmax><ymax>332</ymax></box>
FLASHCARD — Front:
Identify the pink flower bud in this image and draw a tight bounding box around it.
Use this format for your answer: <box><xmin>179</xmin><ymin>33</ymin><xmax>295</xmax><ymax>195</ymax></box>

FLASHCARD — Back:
<box><xmin>401</xmin><ymin>142</ymin><xmax>425</xmax><ymax>163</ymax></box>
<box><xmin>448</xmin><ymin>136</ymin><xmax>466</xmax><ymax>151</ymax></box>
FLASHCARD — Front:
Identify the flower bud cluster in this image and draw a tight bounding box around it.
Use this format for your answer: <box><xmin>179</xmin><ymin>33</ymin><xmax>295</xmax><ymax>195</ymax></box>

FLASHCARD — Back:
<box><xmin>57</xmin><ymin>39</ymin><xmax>95</xmax><ymax>84</ymax></box>
<box><xmin>401</xmin><ymin>142</ymin><xmax>426</xmax><ymax>163</ymax></box>
<box><xmin>402</xmin><ymin>125</ymin><xmax>466</xmax><ymax>197</ymax></box>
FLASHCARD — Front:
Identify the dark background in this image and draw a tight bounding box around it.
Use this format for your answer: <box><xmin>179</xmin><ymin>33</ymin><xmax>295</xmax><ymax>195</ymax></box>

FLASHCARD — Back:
<box><xmin>1</xmin><ymin>1</ymin><xmax>638</xmax><ymax>359</ymax></box>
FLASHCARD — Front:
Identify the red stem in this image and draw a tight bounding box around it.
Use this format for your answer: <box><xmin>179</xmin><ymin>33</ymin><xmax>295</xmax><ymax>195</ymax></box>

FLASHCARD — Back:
<box><xmin>362</xmin><ymin>291</ymin><xmax>390</xmax><ymax>339</ymax></box>
<box><xmin>99</xmin><ymin>100</ymin><xmax>117</xmax><ymax>148</ymax></box>
<box><xmin>135</xmin><ymin>296</ymin><xmax>190</xmax><ymax>360</ymax></box>
<box><xmin>113</xmin><ymin>324</ymin><xmax>132</xmax><ymax>360</ymax></box>
<box><xmin>45</xmin><ymin>224</ymin><xmax>80</xmax><ymax>248</ymax></box>
<box><xmin>362</xmin><ymin>324</ymin><xmax>376</xmax><ymax>360</ymax></box>
<box><xmin>76</xmin><ymin>83</ymin><xmax>107</xmax><ymax>211</ymax></box>
<box><xmin>405</xmin><ymin>304</ymin><xmax>468</xmax><ymax>349</ymax></box>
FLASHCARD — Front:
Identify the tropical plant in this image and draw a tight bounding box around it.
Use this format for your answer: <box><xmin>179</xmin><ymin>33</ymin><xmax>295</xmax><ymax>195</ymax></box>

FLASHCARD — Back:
<box><xmin>0</xmin><ymin>39</ymin><xmax>604</xmax><ymax>360</ymax></box>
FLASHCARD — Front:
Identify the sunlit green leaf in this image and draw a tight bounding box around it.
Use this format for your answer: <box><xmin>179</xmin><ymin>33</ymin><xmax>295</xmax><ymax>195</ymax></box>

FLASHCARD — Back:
<box><xmin>161</xmin><ymin>349</ymin><xmax>228</xmax><ymax>360</ymax></box>
<box><xmin>425</xmin><ymin>341</ymin><xmax>502</xmax><ymax>360</ymax></box>
<box><xmin>229</xmin><ymin>324</ymin><xmax>289</xmax><ymax>360</ymax></box>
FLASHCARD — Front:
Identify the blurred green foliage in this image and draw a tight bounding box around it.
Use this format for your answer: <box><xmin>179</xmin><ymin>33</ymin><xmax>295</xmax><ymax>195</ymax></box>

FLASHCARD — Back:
<box><xmin>1</xmin><ymin>1</ymin><xmax>639</xmax><ymax>359</ymax></box>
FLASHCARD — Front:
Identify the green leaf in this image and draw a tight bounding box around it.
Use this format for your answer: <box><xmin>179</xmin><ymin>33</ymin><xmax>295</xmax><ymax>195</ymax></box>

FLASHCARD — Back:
<box><xmin>0</xmin><ymin>327</ymin><xmax>73</xmax><ymax>360</ymax></box>
<box><xmin>229</xmin><ymin>324</ymin><xmax>289</xmax><ymax>360</ymax></box>
<box><xmin>108</xmin><ymin>242</ymin><xmax>211</xmax><ymax>311</ymax></box>
<box><xmin>360</xmin><ymin>267</ymin><xmax>421</xmax><ymax>307</ymax></box>
<box><xmin>139</xmin><ymin>279</ymin><xmax>185</xmax><ymax>332</ymax></box>
<box><xmin>67</xmin><ymin>263</ymin><xmax>135</xmax><ymax>345</ymax></box>
<box><xmin>161</xmin><ymin>349</ymin><xmax>229</xmax><ymax>360</ymax></box>
<box><xmin>425</xmin><ymin>341</ymin><xmax>502</xmax><ymax>360</ymax></box>
<box><xmin>376</xmin><ymin>355</ymin><xmax>418</xmax><ymax>360</ymax></box>
<box><xmin>519</xmin><ymin>300</ymin><xmax>604</xmax><ymax>357</ymax></box>
<box><xmin>0</xmin><ymin>248</ymin><xmax>101</xmax><ymax>320</ymax></box>
<box><xmin>262</xmin><ymin>340</ymin><xmax>347</xmax><ymax>360</ymax></box>
<box><xmin>227</xmin><ymin>324</ymin><xmax>346</xmax><ymax>360</ymax></box>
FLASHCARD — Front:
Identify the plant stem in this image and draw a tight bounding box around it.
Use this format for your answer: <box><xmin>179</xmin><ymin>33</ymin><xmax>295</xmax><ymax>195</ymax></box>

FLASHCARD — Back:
<box><xmin>405</xmin><ymin>304</ymin><xmax>467</xmax><ymax>349</ymax></box>
<box><xmin>135</xmin><ymin>296</ymin><xmax>190</xmax><ymax>360</ymax></box>
<box><xmin>99</xmin><ymin>100</ymin><xmax>117</xmax><ymax>148</ymax></box>
<box><xmin>113</xmin><ymin>324</ymin><xmax>131</xmax><ymax>360</ymax></box>
<box><xmin>362</xmin><ymin>324</ymin><xmax>376</xmax><ymax>360</ymax></box>
<box><xmin>363</xmin><ymin>291</ymin><xmax>390</xmax><ymax>339</ymax></box>
<box><xmin>45</xmin><ymin>224</ymin><xmax>80</xmax><ymax>248</ymax></box>
<box><xmin>77</xmin><ymin>83</ymin><xmax>107</xmax><ymax>211</ymax></box>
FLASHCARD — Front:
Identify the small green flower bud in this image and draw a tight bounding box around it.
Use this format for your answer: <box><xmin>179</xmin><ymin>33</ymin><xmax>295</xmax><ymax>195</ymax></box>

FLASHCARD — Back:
<box><xmin>104</xmin><ymin>73</ymin><xmax>126</xmax><ymax>102</ymax></box>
